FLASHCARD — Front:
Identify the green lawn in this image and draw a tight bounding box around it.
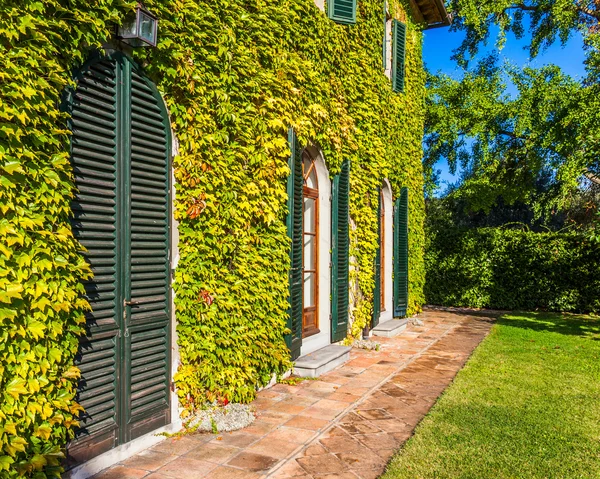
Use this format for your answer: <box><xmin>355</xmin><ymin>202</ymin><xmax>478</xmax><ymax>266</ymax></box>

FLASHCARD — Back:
<box><xmin>381</xmin><ymin>312</ymin><xmax>600</xmax><ymax>479</ymax></box>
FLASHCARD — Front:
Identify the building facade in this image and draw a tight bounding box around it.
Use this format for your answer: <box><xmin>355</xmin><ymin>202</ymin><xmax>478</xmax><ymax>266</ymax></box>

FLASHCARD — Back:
<box><xmin>0</xmin><ymin>0</ymin><xmax>448</xmax><ymax>476</ymax></box>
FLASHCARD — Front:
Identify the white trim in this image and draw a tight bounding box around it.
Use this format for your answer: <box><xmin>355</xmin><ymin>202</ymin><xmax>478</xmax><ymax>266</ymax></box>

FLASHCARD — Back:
<box><xmin>384</xmin><ymin>15</ymin><xmax>393</xmax><ymax>80</ymax></box>
<box><xmin>314</xmin><ymin>0</ymin><xmax>325</xmax><ymax>12</ymax></box>
<box><xmin>300</xmin><ymin>147</ymin><xmax>332</xmax><ymax>356</ymax></box>
<box><xmin>381</xmin><ymin>180</ymin><xmax>394</xmax><ymax>322</ymax></box>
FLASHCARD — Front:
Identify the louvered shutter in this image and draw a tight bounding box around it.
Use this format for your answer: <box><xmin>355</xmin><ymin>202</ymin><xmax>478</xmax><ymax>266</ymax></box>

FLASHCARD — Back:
<box><xmin>286</xmin><ymin>129</ymin><xmax>303</xmax><ymax>360</ymax></box>
<box><xmin>372</xmin><ymin>188</ymin><xmax>382</xmax><ymax>327</ymax></box>
<box><xmin>331</xmin><ymin>160</ymin><xmax>350</xmax><ymax>342</ymax></box>
<box><xmin>327</xmin><ymin>0</ymin><xmax>357</xmax><ymax>24</ymax></box>
<box><xmin>392</xmin><ymin>20</ymin><xmax>407</xmax><ymax>93</ymax></box>
<box><xmin>68</xmin><ymin>57</ymin><xmax>121</xmax><ymax>464</ymax></box>
<box><xmin>393</xmin><ymin>187</ymin><xmax>408</xmax><ymax>318</ymax></box>
<box><xmin>125</xmin><ymin>64</ymin><xmax>171</xmax><ymax>441</ymax></box>
<box><xmin>68</xmin><ymin>54</ymin><xmax>171</xmax><ymax>465</ymax></box>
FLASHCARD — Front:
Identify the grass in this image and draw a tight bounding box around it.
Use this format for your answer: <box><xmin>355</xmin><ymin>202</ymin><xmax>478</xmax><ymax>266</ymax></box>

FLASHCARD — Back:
<box><xmin>381</xmin><ymin>312</ymin><xmax>600</xmax><ymax>479</ymax></box>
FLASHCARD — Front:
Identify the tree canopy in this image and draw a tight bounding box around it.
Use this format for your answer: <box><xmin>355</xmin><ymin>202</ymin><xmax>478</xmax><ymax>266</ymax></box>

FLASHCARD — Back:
<box><xmin>425</xmin><ymin>0</ymin><xmax>600</xmax><ymax>217</ymax></box>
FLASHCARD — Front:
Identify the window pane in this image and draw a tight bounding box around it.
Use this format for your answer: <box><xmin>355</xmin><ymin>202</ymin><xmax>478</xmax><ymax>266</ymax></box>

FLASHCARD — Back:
<box><xmin>306</xmin><ymin>166</ymin><xmax>318</xmax><ymax>189</ymax></box>
<box><xmin>304</xmin><ymin>197</ymin><xmax>316</xmax><ymax>233</ymax></box>
<box><xmin>303</xmin><ymin>233</ymin><xmax>316</xmax><ymax>270</ymax></box>
<box><xmin>304</xmin><ymin>272</ymin><xmax>315</xmax><ymax>307</ymax></box>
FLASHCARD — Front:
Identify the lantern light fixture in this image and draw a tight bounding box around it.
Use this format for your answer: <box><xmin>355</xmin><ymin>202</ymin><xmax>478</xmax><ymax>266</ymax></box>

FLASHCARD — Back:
<box><xmin>116</xmin><ymin>2</ymin><xmax>158</xmax><ymax>48</ymax></box>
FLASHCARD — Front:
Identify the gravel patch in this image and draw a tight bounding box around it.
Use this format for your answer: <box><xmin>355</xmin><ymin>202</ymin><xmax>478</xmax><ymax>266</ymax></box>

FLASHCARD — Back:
<box><xmin>352</xmin><ymin>339</ymin><xmax>381</xmax><ymax>351</ymax></box>
<box><xmin>186</xmin><ymin>403</ymin><xmax>255</xmax><ymax>433</ymax></box>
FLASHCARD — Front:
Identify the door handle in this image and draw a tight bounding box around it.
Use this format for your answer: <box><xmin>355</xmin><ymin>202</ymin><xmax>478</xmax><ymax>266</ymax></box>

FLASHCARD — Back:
<box><xmin>123</xmin><ymin>295</ymin><xmax>163</xmax><ymax>307</ymax></box>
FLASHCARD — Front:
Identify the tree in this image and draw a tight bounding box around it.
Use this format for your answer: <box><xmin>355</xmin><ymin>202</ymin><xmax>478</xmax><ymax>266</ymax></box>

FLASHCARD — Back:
<box><xmin>425</xmin><ymin>0</ymin><xmax>600</xmax><ymax>217</ymax></box>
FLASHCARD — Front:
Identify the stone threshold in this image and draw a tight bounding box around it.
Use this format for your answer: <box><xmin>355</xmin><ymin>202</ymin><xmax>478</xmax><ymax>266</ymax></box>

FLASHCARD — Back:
<box><xmin>293</xmin><ymin>344</ymin><xmax>352</xmax><ymax>378</ymax></box>
<box><xmin>372</xmin><ymin>317</ymin><xmax>409</xmax><ymax>338</ymax></box>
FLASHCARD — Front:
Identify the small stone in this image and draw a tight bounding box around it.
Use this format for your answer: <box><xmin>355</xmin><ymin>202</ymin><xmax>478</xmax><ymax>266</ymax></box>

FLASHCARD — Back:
<box><xmin>186</xmin><ymin>403</ymin><xmax>255</xmax><ymax>433</ymax></box>
<box><xmin>351</xmin><ymin>339</ymin><xmax>381</xmax><ymax>351</ymax></box>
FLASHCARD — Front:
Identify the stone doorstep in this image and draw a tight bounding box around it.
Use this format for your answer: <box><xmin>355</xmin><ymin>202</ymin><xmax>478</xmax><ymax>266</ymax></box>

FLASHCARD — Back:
<box><xmin>372</xmin><ymin>318</ymin><xmax>409</xmax><ymax>338</ymax></box>
<box><xmin>293</xmin><ymin>345</ymin><xmax>352</xmax><ymax>378</ymax></box>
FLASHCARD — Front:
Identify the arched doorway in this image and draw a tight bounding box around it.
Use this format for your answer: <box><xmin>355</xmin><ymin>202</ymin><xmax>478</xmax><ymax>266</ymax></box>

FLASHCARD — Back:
<box><xmin>67</xmin><ymin>52</ymin><xmax>172</xmax><ymax>466</ymax></box>
<box><xmin>302</xmin><ymin>150</ymin><xmax>319</xmax><ymax>338</ymax></box>
<box><xmin>374</xmin><ymin>180</ymin><xmax>394</xmax><ymax>326</ymax></box>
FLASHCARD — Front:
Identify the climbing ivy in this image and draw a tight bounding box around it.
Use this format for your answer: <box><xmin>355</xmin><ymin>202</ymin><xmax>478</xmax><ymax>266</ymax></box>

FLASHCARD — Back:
<box><xmin>136</xmin><ymin>0</ymin><xmax>427</xmax><ymax>407</ymax></box>
<box><xmin>0</xmin><ymin>0</ymin><xmax>426</xmax><ymax>475</ymax></box>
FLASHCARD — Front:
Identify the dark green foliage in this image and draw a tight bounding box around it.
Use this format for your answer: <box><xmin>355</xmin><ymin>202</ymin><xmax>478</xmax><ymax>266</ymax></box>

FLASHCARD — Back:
<box><xmin>425</xmin><ymin>227</ymin><xmax>600</xmax><ymax>313</ymax></box>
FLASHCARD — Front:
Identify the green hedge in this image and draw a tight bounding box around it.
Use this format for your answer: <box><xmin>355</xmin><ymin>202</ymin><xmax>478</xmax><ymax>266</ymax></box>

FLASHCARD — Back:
<box><xmin>425</xmin><ymin>228</ymin><xmax>600</xmax><ymax>313</ymax></box>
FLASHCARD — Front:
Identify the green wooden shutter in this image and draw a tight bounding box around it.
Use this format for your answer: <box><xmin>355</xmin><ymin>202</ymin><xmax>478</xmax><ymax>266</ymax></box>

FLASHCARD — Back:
<box><xmin>125</xmin><ymin>64</ymin><xmax>171</xmax><ymax>441</ymax></box>
<box><xmin>68</xmin><ymin>54</ymin><xmax>171</xmax><ymax>465</ymax></box>
<box><xmin>286</xmin><ymin>129</ymin><xmax>303</xmax><ymax>360</ymax></box>
<box><xmin>372</xmin><ymin>188</ymin><xmax>382</xmax><ymax>327</ymax></box>
<box><xmin>331</xmin><ymin>160</ymin><xmax>350</xmax><ymax>342</ymax></box>
<box><xmin>393</xmin><ymin>187</ymin><xmax>409</xmax><ymax>317</ymax></box>
<box><xmin>392</xmin><ymin>20</ymin><xmax>407</xmax><ymax>93</ymax></box>
<box><xmin>327</xmin><ymin>0</ymin><xmax>357</xmax><ymax>24</ymax></box>
<box><xmin>69</xmin><ymin>57</ymin><xmax>121</xmax><ymax>463</ymax></box>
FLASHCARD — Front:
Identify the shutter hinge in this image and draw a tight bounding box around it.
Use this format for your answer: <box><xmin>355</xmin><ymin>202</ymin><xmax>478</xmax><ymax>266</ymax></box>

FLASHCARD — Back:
<box><xmin>170</xmin><ymin>381</ymin><xmax>176</xmax><ymax>393</ymax></box>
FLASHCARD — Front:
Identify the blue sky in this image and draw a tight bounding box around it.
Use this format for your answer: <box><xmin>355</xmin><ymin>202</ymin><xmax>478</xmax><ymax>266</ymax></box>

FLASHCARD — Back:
<box><xmin>422</xmin><ymin>25</ymin><xmax>587</xmax><ymax>192</ymax></box>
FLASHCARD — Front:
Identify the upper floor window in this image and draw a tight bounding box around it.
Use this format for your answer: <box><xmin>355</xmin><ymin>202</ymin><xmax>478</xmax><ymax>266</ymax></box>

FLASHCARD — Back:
<box><xmin>327</xmin><ymin>0</ymin><xmax>357</xmax><ymax>24</ymax></box>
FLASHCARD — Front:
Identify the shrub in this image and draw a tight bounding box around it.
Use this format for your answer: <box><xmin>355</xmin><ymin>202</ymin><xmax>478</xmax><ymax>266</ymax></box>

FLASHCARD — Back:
<box><xmin>425</xmin><ymin>228</ymin><xmax>600</xmax><ymax>313</ymax></box>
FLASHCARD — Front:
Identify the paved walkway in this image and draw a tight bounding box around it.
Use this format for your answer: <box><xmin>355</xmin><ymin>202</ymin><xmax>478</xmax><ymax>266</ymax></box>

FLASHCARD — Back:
<box><xmin>92</xmin><ymin>309</ymin><xmax>497</xmax><ymax>479</ymax></box>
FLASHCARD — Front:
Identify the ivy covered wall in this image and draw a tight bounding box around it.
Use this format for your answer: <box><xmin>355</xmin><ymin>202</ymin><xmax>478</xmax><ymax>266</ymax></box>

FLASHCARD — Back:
<box><xmin>0</xmin><ymin>0</ymin><xmax>426</xmax><ymax>475</ymax></box>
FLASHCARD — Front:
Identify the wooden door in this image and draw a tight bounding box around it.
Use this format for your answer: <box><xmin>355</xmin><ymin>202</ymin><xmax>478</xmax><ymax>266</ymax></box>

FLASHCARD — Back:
<box><xmin>67</xmin><ymin>53</ymin><xmax>171</xmax><ymax>466</ymax></box>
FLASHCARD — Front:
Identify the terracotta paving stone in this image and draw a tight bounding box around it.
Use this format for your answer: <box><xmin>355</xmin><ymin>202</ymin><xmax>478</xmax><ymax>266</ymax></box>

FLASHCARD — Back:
<box><xmin>99</xmin><ymin>310</ymin><xmax>497</xmax><ymax>479</ymax></box>
<box><xmin>339</xmin><ymin>421</ymin><xmax>382</xmax><ymax>435</ymax></box>
<box><xmin>355</xmin><ymin>432</ymin><xmax>399</xmax><ymax>450</ymax></box>
<box><xmin>211</xmin><ymin>432</ymin><xmax>259</xmax><ymax>448</ymax></box>
<box><xmin>303</xmin><ymin>443</ymin><xmax>328</xmax><ymax>456</ymax></box>
<box><xmin>283</xmin><ymin>415</ymin><xmax>330</xmax><ymax>431</ymax></box>
<box><xmin>326</xmin><ymin>391</ymin><xmax>361</xmax><ymax>403</ymax></box>
<box><xmin>247</xmin><ymin>436</ymin><xmax>300</xmax><ymax>458</ymax></box>
<box><xmin>296</xmin><ymin>453</ymin><xmax>347</xmax><ymax>475</ymax></box>
<box><xmin>311</xmin><ymin>399</ymin><xmax>349</xmax><ymax>413</ymax></box>
<box><xmin>315</xmin><ymin>473</ymin><xmax>359</xmax><ymax>479</ymax></box>
<box><xmin>93</xmin><ymin>466</ymin><xmax>149</xmax><ymax>479</ymax></box>
<box><xmin>122</xmin><ymin>449</ymin><xmax>178</xmax><ymax>471</ymax></box>
<box><xmin>206</xmin><ymin>466</ymin><xmax>261</xmax><ymax>479</ymax></box>
<box><xmin>152</xmin><ymin>437</ymin><xmax>200</xmax><ymax>456</ymax></box>
<box><xmin>319</xmin><ymin>436</ymin><xmax>365</xmax><ymax>454</ymax></box>
<box><xmin>226</xmin><ymin>451</ymin><xmax>279</xmax><ymax>471</ymax></box>
<box><xmin>243</xmin><ymin>419</ymin><xmax>279</xmax><ymax>436</ymax></box>
<box><xmin>185</xmin><ymin>443</ymin><xmax>241</xmax><ymax>464</ymax></box>
<box><xmin>271</xmin><ymin>459</ymin><xmax>311</xmax><ymax>477</ymax></box>
<box><xmin>258</xmin><ymin>410</ymin><xmax>295</xmax><ymax>424</ymax></box>
<box><xmin>267</xmin><ymin>426</ymin><xmax>317</xmax><ymax>444</ymax></box>
<box><xmin>301</xmin><ymin>406</ymin><xmax>342</xmax><ymax>420</ymax></box>
<box><xmin>355</xmin><ymin>408</ymin><xmax>393</xmax><ymax>421</ymax></box>
<box><xmin>156</xmin><ymin>456</ymin><xmax>218</xmax><ymax>478</ymax></box>
<box><xmin>269</xmin><ymin>402</ymin><xmax>308</xmax><ymax>415</ymax></box>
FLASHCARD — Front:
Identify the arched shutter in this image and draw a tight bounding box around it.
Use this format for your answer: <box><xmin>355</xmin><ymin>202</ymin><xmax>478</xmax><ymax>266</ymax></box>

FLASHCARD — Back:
<box><xmin>373</xmin><ymin>188</ymin><xmax>382</xmax><ymax>327</ymax></box>
<box><xmin>393</xmin><ymin>187</ymin><xmax>409</xmax><ymax>317</ymax></box>
<box><xmin>327</xmin><ymin>0</ymin><xmax>357</xmax><ymax>24</ymax></box>
<box><xmin>68</xmin><ymin>54</ymin><xmax>171</xmax><ymax>465</ymax></box>
<box><xmin>286</xmin><ymin>129</ymin><xmax>303</xmax><ymax>360</ymax></box>
<box><xmin>331</xmin><ymin>160</ymin><xmax>350</xmax><ymax>342</ymax></box>
<box><xmin>69</xmin><ymin>57</ymin><xmax>121</xmax><ymax>462</ymax></box>
<box><xmin>392</xmin><ymin>20</ymin><xmax>407</xmax><ymax>93</ymax></box>
<box><xmin>125</xmin><ymin>64</ymin><xmax>171</xmax><ymax>441</ymax></box>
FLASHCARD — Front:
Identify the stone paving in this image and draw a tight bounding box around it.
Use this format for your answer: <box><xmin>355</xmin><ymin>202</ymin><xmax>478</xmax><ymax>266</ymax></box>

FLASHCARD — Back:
<box><xmin>92</xmin><ymin>308</ymin><xmax>497</xmax><ymax>479</ymax></box>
